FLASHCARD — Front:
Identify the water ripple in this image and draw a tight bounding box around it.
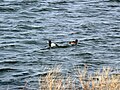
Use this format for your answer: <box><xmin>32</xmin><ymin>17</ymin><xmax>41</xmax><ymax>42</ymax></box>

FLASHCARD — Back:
<box><xmin>0</xmin><ymin>67</ymin><xmax>17</xmax><ymax>72</ymax></box>
<box><xmin>0</xmin><ymin>0</ymin><xmax>120</xmax><ymax>89</ymax></box>
<box><xmin>0</xmin><ymin>6</ymin><xmax>19</xmax><ymax>12</ymax></box>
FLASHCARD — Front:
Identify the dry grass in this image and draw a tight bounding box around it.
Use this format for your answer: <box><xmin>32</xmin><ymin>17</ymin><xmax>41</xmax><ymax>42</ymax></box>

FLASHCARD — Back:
<box><xmin>39</xmin><ymin>66</ymin><xmax>120</xmax><ymax>90</ymax></box>
<box><xmin>39</xmin><ymin>66</ymin><xmax>63</xmax><ymax>90</ymax></box>
<box><xmin>39</xmin><ymin>66</ymin><xmax>75</xmax><ymax>90</ymax></box>
<box><xmin>78</xmin><ymin>66</ymin><xmax>120</xmax><ymax>90</ymax></box>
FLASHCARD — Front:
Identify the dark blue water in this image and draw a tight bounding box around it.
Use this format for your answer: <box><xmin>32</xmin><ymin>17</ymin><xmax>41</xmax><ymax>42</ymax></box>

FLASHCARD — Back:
<box><xmin>0</xmin><ymin>0</ymin><xmax>120</xmax><ymax>89</ymax></box>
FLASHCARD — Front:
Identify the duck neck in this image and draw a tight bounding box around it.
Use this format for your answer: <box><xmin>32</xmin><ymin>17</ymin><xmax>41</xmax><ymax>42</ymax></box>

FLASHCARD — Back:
<box><xmin>49</xmin><ymin>40</ymin><xmax>51</xmax><ymax>47</ymax></box>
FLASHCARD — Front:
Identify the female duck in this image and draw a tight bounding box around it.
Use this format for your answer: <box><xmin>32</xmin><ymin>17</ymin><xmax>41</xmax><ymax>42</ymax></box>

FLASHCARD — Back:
<box><xmin>69</xmin><ymin>39</ymin><xmax>78</xmax><ymax>45</ymax></box>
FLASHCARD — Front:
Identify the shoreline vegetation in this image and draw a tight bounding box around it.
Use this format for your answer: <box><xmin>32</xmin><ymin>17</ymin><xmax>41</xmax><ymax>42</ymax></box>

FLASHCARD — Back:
<box><xmin>38</xmin><ymin>65</ymin><xmax>120</xmax><ymax>90</ymax></box>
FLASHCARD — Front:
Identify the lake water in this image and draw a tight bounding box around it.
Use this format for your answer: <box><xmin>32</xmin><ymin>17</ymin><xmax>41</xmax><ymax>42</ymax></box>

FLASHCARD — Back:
<box><xmin>0</xmin><ymin>0</ymin><xmax>120</xmax><ymax>89</ymax></box>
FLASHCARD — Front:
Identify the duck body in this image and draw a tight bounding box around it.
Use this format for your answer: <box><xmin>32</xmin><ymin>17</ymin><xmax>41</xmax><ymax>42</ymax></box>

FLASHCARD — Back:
<box><xmin>48</xmin><ymin>39</ymin><xmax>78</xmax><ymax>49</ymax></box>
<box><xmin>69</xmin><ymin>39</ymin><xmax>78</xmax><ymax>45</ymax></box>
<box><xmin>48</xmin><ymin>40</ymin><xmax>58</xmax><ymax>48</ymax></box>
<box><xmin>51</xmin><ymin>43</ymin><xmax>57</xmax><ymax>47</ymax></box>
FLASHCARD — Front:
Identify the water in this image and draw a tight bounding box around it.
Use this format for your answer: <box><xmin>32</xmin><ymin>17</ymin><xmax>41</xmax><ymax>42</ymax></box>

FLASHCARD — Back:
<box><xmin>0</xmin><ymin>0</ymin><xmax>120</xmax><ymax>89</ymax></box>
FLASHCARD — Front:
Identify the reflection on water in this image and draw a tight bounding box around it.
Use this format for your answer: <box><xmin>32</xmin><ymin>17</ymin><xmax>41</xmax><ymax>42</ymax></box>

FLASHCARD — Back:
<box><xmin>0</xmin><ymin>0</ymin><xmax>120</xmax><ymax>89</ymax></box>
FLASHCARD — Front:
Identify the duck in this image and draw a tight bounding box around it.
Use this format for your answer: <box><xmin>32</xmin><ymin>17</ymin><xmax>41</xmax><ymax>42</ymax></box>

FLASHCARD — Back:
<box><xmin>69</xmin><ymin>39</ymin><xmax>78</xmax><ymax>45</ymax></box>
<box><xmin>48</xmin><ymin>40</ymin><xmax>59</xmax><ymax>48</ymax></box>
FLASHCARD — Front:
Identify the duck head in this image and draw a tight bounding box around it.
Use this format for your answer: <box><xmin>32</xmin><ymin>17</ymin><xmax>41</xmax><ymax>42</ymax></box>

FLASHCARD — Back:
<box><xmin>69</xmin><ymin>39</ymin><xmax>78</xmax><ymax>45</ymax></box>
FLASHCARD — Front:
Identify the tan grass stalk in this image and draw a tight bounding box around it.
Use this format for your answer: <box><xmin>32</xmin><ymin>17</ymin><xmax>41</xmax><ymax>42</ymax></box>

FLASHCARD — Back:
<box><xmin>39</xmin><ymin>66</ymin><xmax>120</xmax><ymax>90</ymax></box>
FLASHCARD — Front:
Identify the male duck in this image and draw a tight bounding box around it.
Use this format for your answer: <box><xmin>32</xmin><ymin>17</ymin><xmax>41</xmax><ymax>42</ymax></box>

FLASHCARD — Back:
<box><xmin>69</xmin><ymin>39</ymin><xmax>78</xmax><ymax>45</ymax></box>
<box><xmin>48</xmin><ymin>40</ymin><xmax>59</xmax><ymax>48</ymax></box>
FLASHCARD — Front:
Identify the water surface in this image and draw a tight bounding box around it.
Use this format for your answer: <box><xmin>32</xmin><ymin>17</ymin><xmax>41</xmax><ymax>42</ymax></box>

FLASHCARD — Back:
<box><xmin>0</xmin><ymin>0</ymin><xmax>120</xmax><ymax>89</ymax></box>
